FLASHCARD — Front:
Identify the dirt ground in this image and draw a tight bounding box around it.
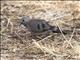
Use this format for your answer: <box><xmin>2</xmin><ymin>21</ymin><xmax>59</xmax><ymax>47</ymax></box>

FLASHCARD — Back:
<box><xmin>1</xmin><ymin>1</ymin><xmax>80</xmax><ymax>60</ymax></box>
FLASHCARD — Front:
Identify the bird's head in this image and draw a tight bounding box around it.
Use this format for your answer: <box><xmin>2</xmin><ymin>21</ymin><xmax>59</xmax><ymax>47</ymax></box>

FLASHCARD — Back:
<box><xmin>20</xmin><ymin>16</ymin><xmax>30</xmax><ymax>26</ymax></box>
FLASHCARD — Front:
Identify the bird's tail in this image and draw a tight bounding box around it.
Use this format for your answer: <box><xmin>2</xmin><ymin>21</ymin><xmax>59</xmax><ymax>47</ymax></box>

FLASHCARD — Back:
<box><xmin>50</xmin><ymin>26</ymin><xmax>67</xmax><ymax>34</ymax></box>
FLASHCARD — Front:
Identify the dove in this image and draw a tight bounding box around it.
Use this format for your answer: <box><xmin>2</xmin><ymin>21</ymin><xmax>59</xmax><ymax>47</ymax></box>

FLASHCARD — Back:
<box><xmin>19</xmin><ymin>16</ymin><xmax>66</xmax><ymax>36</ymax></box>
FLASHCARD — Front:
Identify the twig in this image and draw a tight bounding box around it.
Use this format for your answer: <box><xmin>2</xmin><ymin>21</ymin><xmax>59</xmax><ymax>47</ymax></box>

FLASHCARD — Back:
<box><xmin>56</xmin><ymin>22</ymin><xmax>68</xmax><ymax>40</ymax></box>
<box><xmin>68</xmin><ymin>28</ymin><xmax>75</xmax><ymax>48</ymax></box>
<box><xmin>1</xmin><ymin>15</ymin><xmax>14</xmax><ymax>33</ymax></box>
<box><xmin>32</xmin><ymin>39</ymin><xmax>67</xmax><ymax>57</ymax></box>
<box><xmin>6</xmin><ymin>16</ymin><xmax>13</xmax><ymax>33</ymax></box>
<box><xmin>14</xmin><ymin>31</ymin><xmax>24</xmax><ymax>44</ymax></box>
<box><xmin>55</xmin><ymin>22</ymin><xmax>74</xmax><ymax>48</ymax></box>
<box><xmin>37</xmin><ymin>35</ymin><xmax>53</xmax><ymax>43</ymax></box>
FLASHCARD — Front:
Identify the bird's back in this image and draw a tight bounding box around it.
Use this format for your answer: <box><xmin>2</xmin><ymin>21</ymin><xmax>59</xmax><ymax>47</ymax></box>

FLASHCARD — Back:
<box><xmin>28</xmin><ymin>19</ymin><xmax>51</xmax><ymax>33</ymax></box>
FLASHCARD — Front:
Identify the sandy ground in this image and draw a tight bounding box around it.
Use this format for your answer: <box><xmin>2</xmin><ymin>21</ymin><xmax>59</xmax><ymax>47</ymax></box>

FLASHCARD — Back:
<box><xmin>1</xmin><ymin>1</ymin><xmax>80</xmax><ymax>60</ymax></box>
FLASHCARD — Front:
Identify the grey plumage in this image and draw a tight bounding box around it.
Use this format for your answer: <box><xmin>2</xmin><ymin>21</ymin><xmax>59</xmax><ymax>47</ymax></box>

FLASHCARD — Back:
<box><xmin>20</xmin><ymin>16</ymin><xmax>66</xmax><ymax>35</ymax></box>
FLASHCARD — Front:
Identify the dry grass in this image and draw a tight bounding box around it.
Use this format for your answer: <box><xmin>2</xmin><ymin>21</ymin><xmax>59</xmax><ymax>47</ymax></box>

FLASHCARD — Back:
<box><xmin>1</xmin><ymin>1</ymin><xmax>80</xmax><ymax>60</ymax></box>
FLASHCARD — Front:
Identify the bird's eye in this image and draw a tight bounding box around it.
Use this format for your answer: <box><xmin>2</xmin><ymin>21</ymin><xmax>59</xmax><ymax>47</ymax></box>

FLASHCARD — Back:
<box><xmin>23</xmin><ymin>19</ymin><xmax>24</xmax><ymax>22</ymax></box>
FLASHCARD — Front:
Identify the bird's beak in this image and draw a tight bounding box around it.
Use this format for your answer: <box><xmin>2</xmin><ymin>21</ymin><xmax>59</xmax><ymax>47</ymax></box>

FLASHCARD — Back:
<box><xmin>17</xmin><ymin>20</ymin><xmax>22</xmax><ymax>27</ymax></box>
